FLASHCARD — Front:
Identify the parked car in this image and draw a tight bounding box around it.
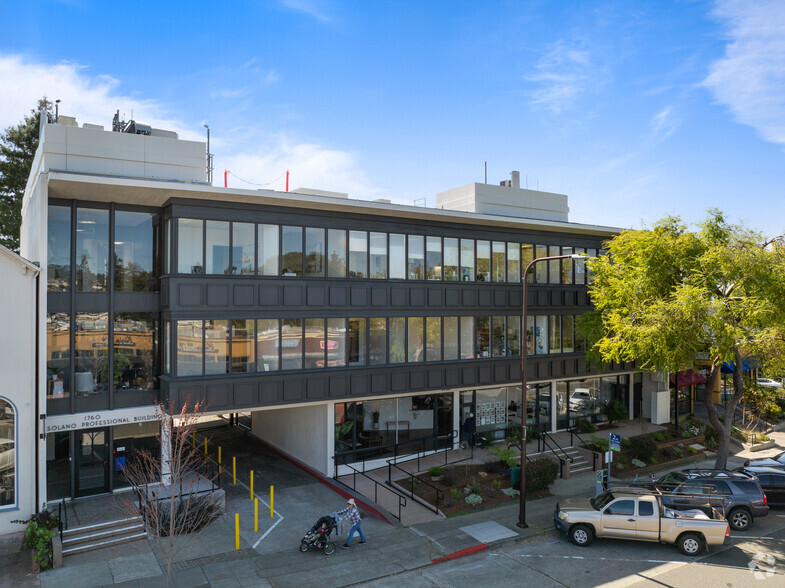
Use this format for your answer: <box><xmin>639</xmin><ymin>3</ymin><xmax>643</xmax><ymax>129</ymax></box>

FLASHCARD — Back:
<box><xmin>737</xmin><ymin>466</ymin><xmax>785</xmax><ymax>507</ymax></box>
<box><xmin>757</xmin><ymin>378</ymin><xmax>783</xmax><ymax>389</ymax></box>
<box><xmin>554</xmin><ymin>488</ymin><xmax>730</xmax><ymax>555</ymax></box>
<box><xmin>569</xmin><ymin>388</ymin><xmax>596</xmax><ymax>411</ymax></box>
<box><xmin>744</xmin><ymin>450</ymin><xmax>785</xmax><ymax>468</ymax></box>
<box><xmin>634</xmin><ymin>468</ymin><xmax>768</xmax><ymax>531</ymax></box>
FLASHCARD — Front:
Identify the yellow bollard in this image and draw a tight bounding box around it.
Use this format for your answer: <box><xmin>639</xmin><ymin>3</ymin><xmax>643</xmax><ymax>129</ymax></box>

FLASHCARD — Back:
<box><xmin>270</xmin><ymin>486</ymin><xmax>274</xmax><ymax>517</ymax></box>
<box><xmin>254</xmin><ymin>498</ymin><xmax>258</xmax><ymax>532</ymax></box>
<box><xmin>233</xmin><ymin>457</ymin><xmax>236</xmax><ymax>485</ymax></box>
<box><xmin>218</xmin><ymin>446</ymin><xmax>222</xmax><ymax>473</ymax></box>
<box><xmin>235</xmin><ymin>513</ymin><xmax>240</xmax><ymax>550</ymax></box>
<box><xmin>250</xmin><ymin>470</ymin><xmax>254</xmax><ymax>500</ymax></box>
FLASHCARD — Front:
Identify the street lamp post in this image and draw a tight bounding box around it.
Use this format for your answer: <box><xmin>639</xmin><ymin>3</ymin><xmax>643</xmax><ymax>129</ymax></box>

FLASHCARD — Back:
<box><xmin>518</xmin><ymin>252</ymin><xmax>586</xmax><ymax>529</ymax></box>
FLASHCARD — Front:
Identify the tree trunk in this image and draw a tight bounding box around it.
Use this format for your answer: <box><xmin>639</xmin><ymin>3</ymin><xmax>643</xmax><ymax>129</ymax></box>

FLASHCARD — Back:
<box><xmin>704</xmin><ymin>350</ymin><xmax>745</xmax><ymax>470</ymax></box>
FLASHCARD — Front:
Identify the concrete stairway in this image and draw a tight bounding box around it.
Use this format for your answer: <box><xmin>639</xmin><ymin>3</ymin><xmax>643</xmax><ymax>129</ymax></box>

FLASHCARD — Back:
<box><xmin>530</xmin><ymin>445</ymin><xmax>597</xmax><ymax>476</ymax></box>
<box><xmin>61</xmin><ymin>516</ymin><xmax>148</xmax><ymax>557</ymax></box>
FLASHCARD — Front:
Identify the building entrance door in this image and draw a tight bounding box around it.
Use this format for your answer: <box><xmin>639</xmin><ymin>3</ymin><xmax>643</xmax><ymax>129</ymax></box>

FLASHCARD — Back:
<box><xmin>76</xmin><ymin>428</ymin><xmax>109</xmax><ymax>496</ymax></box>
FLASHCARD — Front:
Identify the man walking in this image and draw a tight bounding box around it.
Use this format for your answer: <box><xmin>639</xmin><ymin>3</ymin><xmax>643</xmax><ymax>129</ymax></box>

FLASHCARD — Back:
<box><xmin>463</xmin><ymin>412</ymin><xmax>476</xmax><ymax>447</ymax></box>
<box><xmin>337</xmin><ymin>498</ymin><xmax>366</xmax><ymax>548</ymax></box>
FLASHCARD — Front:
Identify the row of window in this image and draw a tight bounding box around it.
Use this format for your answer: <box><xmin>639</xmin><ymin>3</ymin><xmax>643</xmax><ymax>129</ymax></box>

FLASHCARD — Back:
<box><xmin>169</xmin><ymin>218</ymin><xmax>602</xmax><ymax>284</ymax></box>
<box><xmin>47</xmin><ymin>205</ymin><xmax>157</xmax><ymax>292</ymax></box>
<box><xmin>170</xmin><ymin>314</ymin><xmax>586</xmax><ymax>377</ymax></box>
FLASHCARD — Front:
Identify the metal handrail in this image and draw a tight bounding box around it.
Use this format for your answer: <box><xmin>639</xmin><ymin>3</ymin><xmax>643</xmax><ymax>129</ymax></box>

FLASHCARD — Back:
<box><xmin>568</xmin><ymin>427</ymin><xmax>600</xmax><ymax>471</ymax></box>
<box><xmin>57</xmin><ymin>498</ymin><xmax>67</xmax><ymax>540</ymax></box>
<box><xmin>339</xmin><ymin>430</ymin><xmax>459</xmax><ymax>474</ymax></box>
<box><xmin>541</xmin><ymin>431</ymin><xmax>574</xmax><ymax>464</ymax></box>
<box><xmin>332</xmin><ymin>455</ymin><xmax>408</xmax><ymax>521</ymax></box>
<box><xmin>538</xmin><ymin>432</ymin><xmax>571</xmax><ymax>478</ymax></box>
<box><xmin>386</xmin><ymin>461</ymin><xmax>444</xmax><ymax>515</ymax></box>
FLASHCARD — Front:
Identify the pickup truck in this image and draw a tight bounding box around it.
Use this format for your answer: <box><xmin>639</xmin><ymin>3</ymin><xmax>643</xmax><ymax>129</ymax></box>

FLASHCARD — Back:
<box><xmin>553</xmin><ymin>488</ymin><xmax>730</xmax><ymax>555</ymax></box>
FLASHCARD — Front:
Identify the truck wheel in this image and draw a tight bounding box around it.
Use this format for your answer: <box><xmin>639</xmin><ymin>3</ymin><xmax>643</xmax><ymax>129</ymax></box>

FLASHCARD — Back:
<box><xmin>678</xmin><ymin>533</ymin><xmax>702</xmax><ymax>556</ymax></box>
<box><xmin>728</xmin><ymin>508</ymin><xmax>751</xmax><ymax>531</ymax></box>
<box><xmin>570</xmin><ymin>524</ymin><xmax>594</xmax><ymax>546</ymax></box>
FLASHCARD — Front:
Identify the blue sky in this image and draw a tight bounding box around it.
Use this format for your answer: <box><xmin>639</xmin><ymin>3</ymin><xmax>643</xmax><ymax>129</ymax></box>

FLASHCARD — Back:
<box><xmin>2</xmin><ymin>0</ymin><xmax>784</xmax><ymax>235</ymax></box>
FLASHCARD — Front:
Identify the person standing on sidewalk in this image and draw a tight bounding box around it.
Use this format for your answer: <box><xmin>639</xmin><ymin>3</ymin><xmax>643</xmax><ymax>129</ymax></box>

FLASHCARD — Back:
<box><xmin>337</xmin><ymin>498</ymin><xmax>366</xmax><ymax>548</ymax></box>
<box><xmin>462</xmin><ymin>412</ymin><xmax>476</xmax><ymax>447</ymax></box>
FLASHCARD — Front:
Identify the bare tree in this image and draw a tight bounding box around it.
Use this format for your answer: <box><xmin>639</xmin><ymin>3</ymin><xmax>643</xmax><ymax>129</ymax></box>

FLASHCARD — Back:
<box><xmin>122</xmin><ymin>400</ymin><xmax>222</xmax><ymax>586</ymax></box>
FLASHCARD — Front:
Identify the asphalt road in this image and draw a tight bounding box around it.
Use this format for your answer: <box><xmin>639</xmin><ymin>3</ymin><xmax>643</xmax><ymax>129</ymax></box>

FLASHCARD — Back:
<box><xmin>359</xmin><ymin>511</ymin><xmax>785</xmax><ymax>587</ymax></box>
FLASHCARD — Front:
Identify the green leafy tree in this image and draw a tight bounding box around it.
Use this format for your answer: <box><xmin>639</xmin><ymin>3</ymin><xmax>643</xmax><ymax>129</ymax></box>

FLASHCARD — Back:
<box><xmin>581</xmin><ymin>210</ymin><xmax>785</xmax><ymax>469</ymax></box>
<box><xmin>0</xmin><ymin>98</ymin><xmax>53</xmax><ymax>251</ymax></box>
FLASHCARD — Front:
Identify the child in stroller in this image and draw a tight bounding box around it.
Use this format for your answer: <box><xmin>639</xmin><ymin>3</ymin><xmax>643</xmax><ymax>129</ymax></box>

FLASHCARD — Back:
<box><xmin>299</xmin><ymin>514</ymin><xmax>338</xmax><ymax>555</ymax></box>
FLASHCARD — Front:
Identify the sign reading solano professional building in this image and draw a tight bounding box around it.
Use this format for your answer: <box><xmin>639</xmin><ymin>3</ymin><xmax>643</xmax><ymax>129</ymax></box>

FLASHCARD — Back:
<box><xmin>44</xmin><ymin>406</ymin><xmax>159</xmax><ymax>434</ymax></box>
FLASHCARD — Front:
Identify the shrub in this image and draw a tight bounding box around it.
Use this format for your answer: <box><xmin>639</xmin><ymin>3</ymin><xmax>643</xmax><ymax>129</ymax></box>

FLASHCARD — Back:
<box><xmin>488</xmin><ymin>445</ymin><xmax>519</xmax><ymax>469</ymax></box>
<box><xmin>576</xmin><ymin>419</ymin><xmax>595</xmax><ymax>434</ymax></box>
<box><xmin>703</xmin><ymin>424</ymin><xmax>719</xmax><ymax>449</ymax></box>
<box><xmin>602</xmin><ymin>399</ymin><xmax>628</xmax><ymax>425</ymax></box>
<box><xmin>590</xmin><ymin>434</ymin><xmax>609</xmax><ymax>453</ymax></box>
<box><xmin>502</xmin><ymin>487</ymin><xmax>520</xmax><ymax>497</ymax></box>
<box><xmin>672</xmin><ymin>446</ymin><xmax>684</xmax><ymax>458</ymax></box>
<box><xmin>465</xmin><ymin>493</ymin><xmax>483</xmax><ymax>507</ymax></box>
<box><xmin>428</xmin><ymin>466</ymin><xmax>446</xmax><ymax>478</ymax></box>
<box><xmin>628</xmin><ymin>435</ymin><xmax>657</xmax><ymax>462</ymax></box>
<box><xmin>649</xmin><ymin>430</ymin><xmax>669</xmax><ymax>443</ymax></box>
<box><xmin>526</xmin><ymin>458</ymin><xmax>559</xmax><ymax>493</ymax></box>
<box><xmin>621</xmin><ymin>438</ymin><xmax>631</xmax><ymax>450</ymax></box>
<box><xmin>450</xmin><ymin>488</ymin><xmax>461</xmax><ymax>500</ymax></box>
<box><xmin>492</xmin><ymin>479</ymin><xmax>503</xmax><ymax>490</ymax></box>
<box><xmin>13</xmin><ymin>510</ymin><xmax>60</xmax><ymax>571</ymax></box>
<box><xmin>470</xmin><ymin>478</ymin><xmax>482</xmax><ymax>494</ymax></box>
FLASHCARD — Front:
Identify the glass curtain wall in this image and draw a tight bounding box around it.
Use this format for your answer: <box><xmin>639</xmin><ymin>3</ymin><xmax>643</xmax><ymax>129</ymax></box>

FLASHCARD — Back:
<box><xmin>369</xmin><ymin>232</ymin><xmax>387</xmax><ymax>279</ymax></box>
<box><xmin>178</xmin><ymin>219</ymin><xmax>203</xmax><ymax>274</ymax></box>
<box><xmin>76</xmin><ymin>208</ymin><xmax>109</xmax><ymax>291</ymax></box>
<box><xmin>304</xmin><ymin>228</ymin><xmax>325</xmax><ymax>277</ymax></box>
<box><xmin>281</xmin><ymin>226</ymin><xmax>303</xmax><ymax>276</ymax></box>
<box><xmin>327</xmin><ymin>229</ymin><xmax>346</xmax><ymax>277</ymax></box>
<box><xmin>232</xmin><ymin>222</ymin><xmax>255</xmax><ymax>275</ymax></box>
<box><xmin>389</xmin><ymin>234</ymin><xmax>406</xmax><ymax>279</ymax></box>
<box><xmin>348</xmin><ymin>231</ymin><xmax>368</xmax><ymax>278</ymax></box>
<box><xmin>205</xmin><ymin>220</ymin><xmax>230</xmax><ymax>274</ymax></box>
<box><xmin>47</xmin><ymin>205</ymin><xmax>71</xmax><ymax>291</ymax></box>
<box><xmin>114</xmin><ymin>211</ymin><xmax>154</xmax><ymax>291</ymax></box>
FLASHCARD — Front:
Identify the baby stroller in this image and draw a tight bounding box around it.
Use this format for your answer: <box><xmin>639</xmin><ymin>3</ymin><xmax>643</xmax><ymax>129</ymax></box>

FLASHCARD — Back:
<box><xmin>299</xmin><ymin>514</ymin><xmax>338</xmax><ymax>555</ymax></box>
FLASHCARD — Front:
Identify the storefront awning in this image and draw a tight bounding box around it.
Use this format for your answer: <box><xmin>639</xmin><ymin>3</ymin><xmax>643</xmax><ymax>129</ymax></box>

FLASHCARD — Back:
<box><xmin>669</xmin><ymin>369</ymin><xmax>707</xmax><ymax>388</ymax></box>
<box><xmin>721</xmin><ymin>359</ymin><xmax>757</xmax><ymax>374</ymax></box>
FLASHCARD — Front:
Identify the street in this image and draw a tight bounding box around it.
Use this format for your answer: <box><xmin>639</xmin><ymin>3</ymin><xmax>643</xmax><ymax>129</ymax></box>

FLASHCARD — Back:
<box><xmin>360</xmin><ymin>512</ymin><xmax>785</xmax><ymax>587</ymax></box>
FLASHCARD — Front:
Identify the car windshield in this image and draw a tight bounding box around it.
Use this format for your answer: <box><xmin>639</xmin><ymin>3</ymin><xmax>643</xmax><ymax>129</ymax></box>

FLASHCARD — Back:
<box><xmin>590</xmin><ymin>491</ymin><xmax>615</xmax><ymax>511</ymax></box>
<box><xmin>776</xmin><ymin>452</ymin><xmax>785</xmax><ymax>464</ymax></box>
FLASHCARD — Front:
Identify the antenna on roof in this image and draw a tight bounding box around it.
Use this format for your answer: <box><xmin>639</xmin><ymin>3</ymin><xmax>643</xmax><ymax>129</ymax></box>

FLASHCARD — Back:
<box><xmin>484</xmin><ymin>161</ymin><xmax>487</xmax><ymax>184</ymax></box>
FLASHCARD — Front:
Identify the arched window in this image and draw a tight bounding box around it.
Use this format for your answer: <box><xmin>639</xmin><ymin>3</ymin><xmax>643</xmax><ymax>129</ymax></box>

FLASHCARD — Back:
<box><xmin>0</xmin><ymin>398</ymin><xmax>15</xmax><ymax>507</ymax></box>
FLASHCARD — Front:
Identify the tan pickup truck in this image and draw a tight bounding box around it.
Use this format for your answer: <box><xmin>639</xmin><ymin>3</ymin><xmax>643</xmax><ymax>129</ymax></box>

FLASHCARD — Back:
<box><xmin>553</xmin><ymin>488</ymin><xmax>731</xmax><ymax>555</ymax></box>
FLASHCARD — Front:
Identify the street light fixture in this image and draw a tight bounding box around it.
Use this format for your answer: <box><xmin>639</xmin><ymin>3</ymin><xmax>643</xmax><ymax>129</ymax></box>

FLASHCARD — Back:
<box><xmin>518</xmin><ymin>252</ymin><xmax>587</xmax><ymax>529</ymax></box>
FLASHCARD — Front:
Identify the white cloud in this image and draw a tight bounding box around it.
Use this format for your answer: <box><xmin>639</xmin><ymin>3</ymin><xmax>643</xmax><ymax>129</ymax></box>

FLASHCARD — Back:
<box><xmin>527</xmin><ymin>39</ymin><xmax>609</xmax><ymax>114</ymax></box>
<box><xmin>279</xmin><ymin>0</ymin><xmax>331</xmax><ymax>23</ymax></box>
<box><xmin>704</xmin><ymin>0</ymin><xmax>785</xmax><ymax>145</ymax></box>
<box><xmin>650</xmin><ymin>105</ymin><xmax>678</xmax><ymax>142</ymax></box>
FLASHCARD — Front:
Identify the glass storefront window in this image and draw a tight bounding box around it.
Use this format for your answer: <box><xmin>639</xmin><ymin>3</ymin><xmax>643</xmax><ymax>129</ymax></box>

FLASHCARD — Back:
<box><xmin>476</xmin><ymin>240</ymin><xmax>490</xmax><ymax>282</ymax></box>
<box><xmin>526</xmin><ymin>315</ymin><xmax>534</xmax><ymax>355</ymax></box>
<box><xmin>232</xmin><ymin>320</ymin><xmax>255</xmax><ymax>373</ymax></box>
<box><xmin>586</xmin><ymin>248</ymin><xmax>597</xmax><ymax>284</ymax></box>
<box><xmin>327</xmin><ymin>318</ymin><xmax>346</xmax><ymax>367</ymax></box>
<box><xmin>361</xmin><ymin>398</ymin><xmax>396</xmax><ymax>446</ymax></box>
<box><xmin>561</xmin><ymin>246</ymin><xmax>574</xmax><ymax>284</ymax></box>
<box><xmin>562</xmin><ymin>315</ymin><xmax>574</xmax><ymax>353</ymax></box>
<box><xmin>233</xmin><ymin>222</ymin><xmax>255</xmax><ymax>275</ymax></box>
<box><xmin>47</xmin><ymin>313</ymin><xmax>71</xmax><ymax>400</ymax></box>
<box><xmin>389</xmin><ymin>234</ymin><xmax>406</xmax><ymax>280</ymax></box>
<box><xmin>47</xmin><ymin>205</ymin><xmax>70</xmax><ymax>291</ymax></box>
<box><xmin>205</xmin><ymin>220</ymin><xmax>230</xmax><ymax>275</ymax></box>
<box><xmin>507</xmin><ymin>242</ymin><xmax>520</xmax><ymax>283</ymax></box>
<box><xmin>460</xmin><ymin>316</ymin><xmax>474</xmax><ymax>359</ymax></box>
<box><xmin>460</xmin><ymin>239</ymin><xmax>475</xmax><ymax>281</ymax></box>
<box><xmin>426</xmin><ymin>236</ymin><xmax>442</xmax><ymax>280</ymax></box>
<box><xmin>522</xmin><ymin>244</ymin><xmax>534</xmax><ymax>283</ymax></box>
<box><xmin>570</xmin><ymin>377</ymin><xmax>600</xmax><ymax>423</ymax></box>
<box><xmin>327</xmin><ymin>229</ymin><xmax>346</xmax><ymax>277</ymax></box>
<box><xmin>535</xmin><ymin>245</ymin><xmax>547</xmax><ymax>283</ymax></box>
<box><xmin>75</xmin><ymin>312</ymin><xmax>109</xmax><ymax>396</ymax></box>
<box><xmin>281</xmin><ymin>226</ymin><xmax>303</xmax><ymax>276</ymax></box>
<box><xmin>113</xmin><ymin>421</ymin><xmax>159</xmax><ymax>489</ymax></box>
<box><xmin>389</xmin><ymin>317</ymin><xmax>405</xmax><ymax>363</ymax></box>
<box><xmin>176</xmin><ymin>319</ymin><xmax>203</xmax><ymax>376</ymax></box>
<box><xmin>491</xmin><ymin>316</ymin><xmax>505</xmax><ymax>357</ymax></box>
<box><xmin>305</xmin><ymin>227</ymin><xmax>325</xmax><ymax>277</ymax></box>
<box><xmin>348</xmin><ymin>231</ymin><xmax>367</xmax><ymax>278</ymax></box>
<box><xmin>549</xmin><ymin>315</ymin><xmax>561</xmax><ymax>354</ymax></box>
<box><xmin>443</xmin><ymin>238</ymin><xmax>459</xmax><ymax>281</ymax></box>
<box><xmin>556</xmin><ymin>381</ymin><xmax>570</xmax><ymax>429</ymax></box>
<box><xmin>407</xmin><ymin>317</ymin><xmax>424</xmax><ymax>362</ymax></box>
<box><xmin>548</xmin><ymin>245</ymin><xmax>560</xmax><ymax>283</ymax></box>
<box><xmin>114</xmin><ymin>313</ymin><xmax>157</xmax><ymax>393</ymax></box>
<box><xmin>114</xmin><ymin>211</ymin><xmax>155</xmax><ymax>291</ymax></box>
<box><xmin>408</xmin><ymin>235</ymin><xmax>424</xmax><ymax>280</ymax></box>
<box><xmin>369</xmin><ymin>232</ymin><xmax>387</xmax><ymax>279</ymax></box>
<box><xmin>491</xmin><ymin>241</ymin><xmax>505</xmax><ymax>282</ymax></box>
<box><xmin>476</xmin><ymin>316</ymin><xmax>490</xmax><ymax>357</ymax></box>
<box><xmin>535</xmin><ymin>315</ymin><xmax>548</xmax><ymax>355</ymax></box>
<box><xmin>0</xmin><ymin>399</ymin><xmax>15</xmax><ymax>507</ymax></box>
<box><xmin>258</xmin><ymin>224</ymin><xmax>279</xmax><ymax>276</ymax></box>
<box><xmin>46</xmin><ymin>432</ymin><xmax>71</xmax><ymax>500</ymax></box>
<box><xmin>348</xmin><ymin>318</ymin><xmax>366</xmax><ymax>365</ymax></box>
<box><xmin>574</xmin><ymin>247</ymin><xmax>586</xmax><ymax>284</ymax></box>
<box><xmin>76</xmin><ymin>208</ymin><xmax>109</xmax><ymax>291</ymax></box>
<box><xmin>475</xmin><ymin>387</ymin><xmax>508</xmax><ymax>441</ymax></box>
<box><xmin>507</xmin><ymin>315</ymin><xmax>520</xmax><ymax>356</ymax></box>
<box><xmin>178</xmin><ymin>218</ymin><xmax>204</xmax><ymax>274</ymax></box>
<box><xmin>369</xmin><ymin>318</ymin><xmax>387</xmax><ymax>365</ymax></box>
<box><xmin>281</xmin><ymin>318</ymin><xmax>303</xmax><ymax>369</ymax></box>
<box><xmin>257</xmin><ymin>319</ymin><xmax>279</xmax><ymax>372</ymax></box>
<box><xmin>400</xmin><ymin>395</ymin><xmax>432</xmax><ymax>444</ymax></box>
<box><xmin>444</xmin><ymin>316</ymin><xmax>458</xmax><ymax>360</ymax></box>
<box><xmin>204</xmin><ymin>319</ymin><xmax>230</xmax><ymax>374</ymax></box>
<box><xmin>426</xmin><ymin>316</ymin><xmax>442</xmax><ymax>361</ymax></box>
<box><xmin>304</xmin><ymin>318</ymin><xmax>325</xmax><ymax>368</ymax></box>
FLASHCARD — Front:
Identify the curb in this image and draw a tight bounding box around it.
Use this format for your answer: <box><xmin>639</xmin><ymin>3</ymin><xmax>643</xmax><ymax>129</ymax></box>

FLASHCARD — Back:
<box><xmin>432</xmin><ymin>543</ymin><xmax>488</xmax><ymax>563</ymax></box>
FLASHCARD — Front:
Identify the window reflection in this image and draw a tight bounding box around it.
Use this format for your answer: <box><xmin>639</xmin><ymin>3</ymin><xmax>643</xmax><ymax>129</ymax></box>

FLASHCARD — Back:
<box><xmin>408</xmin><ymin>236</ymin><xmax>424</xmax><ymax>280</ymax></box>
<box><xmin>444</xmin><ymin>317</ymin><xmax>458</xmax><ymax>360</ymax></box>
<box><xmin>369</xmin><ymin>317</ymin><xmax>387</xmax><ymax>365</ymax></box>
<box><xmin>507</xmin><ymin>242</ymin><xmax>520</xmax><ymax>283</ymax></box>
<box><xmin>426</xmin><ymin>316</ymin><xmax>441</xmax><ymax>361</ymax></box>
<box><xmin>327</xmin><ymin>318</ymin><xmax>346</xmax><ymax>367</ymax></box>
<box><xmin>0</xmin><ymin>399</ymin><xmax>16</xmax><ymax>506</ymax></box>
<box><xmin>233</xmin><ymin>222</ymin><xmax>255</xmax><ymax>275</ymax></box>
<box><xmin>476</xmin><ymin>316</ymin><xmax>490</xmax><ymax>357</ymax></box>
<box><xmin>460</xmin><ymin>316</ymin><xmax>474</xmax><ymax>359</ymax></box>
<box><xmin>204</xmin><ymin>319</ymin><xmax>230</xmax><ymax>374</ymax></box>
<box><xmin>476</xmin><ymin>240</ymin><xmax>490</xmax><ymax>282</ymax></box>
<box><xmin>75</xmin><ymin>312</ymin><xmax>109</xmax><ymax>396</ymax></box>
<box><xmin>389</xmin><ymin>234</ymin><xmax>406</xmax><ymax>279</ymax></box>
<box><xmin>327</xmin><ymin>229</ymin><xmax>346</xmax><ymax>277</ymax></box>
<box><xmin>178</xmin><ymin>219</ymin><xmax>204</xmax><ymax>274</ymax></box>
<box><xmin>389</xmin><ymin>317</ymin><xmax>405</xmax><ymax>363</ymax></box>
<box><xmin>232</xmin><ymin>319</ymin><xmax>255</xmax><ymax>373</ymax></box>
<box><xmin>491</xmin><ymin>241</ymin><xmax>505</xmax><ymax>282</ymax></box>
<box><xmin>348</xmin><ymin>318</ymin><xmax>366</xmax><ymax>365</ymax></box>
<box><xmin>114</xmin><ymin>313</ymin><xmax>157</xmax><ymax>392</ymax></box>
<box><xmin>281</xmin><ymin>318</ymin><xmax>303</xmax><ymax>369</ymax></box>
<box><xmin>549</xmin><ymin>315</ymin><xmax>561</xmax><ymax>354</ymax></box>
<box><xmin>443</xmin><ymin>238</ymin><xmax>459</xmax><ymax>281</ymax></box>
<box><xmin>507</xmin><ymin>315</ymin><xmax>521</xmax><ymax>356</ymax></box>
<box><xmin>535</xmin><ymin>245</ymin><xmax>547</xmax><ymax>283</ymax></box>
<box><xmin>47</xmin><ymin>205</ymin><xmax>71</xmax><ymax>291</ymax></box>
<box><xmin>491</xmin><ymin>316</ymin><xmax>505</xmax><ymax>357</ymax></box>
<box><xmin>114</xmin><ymin>211</ymin><xmax>155</xmax><ymax>291</ymax></box>
<box><xmin>305</xmin><ymin>228</ymin><xmax>325</xmax><ymax>277</ymax></box>
<box><xmin>206</xmin><ymin>221</ymin><xmax>230</xmax><ymax>275</ymax></box>
<box><xmin>408</xmin><ymin>317</ymin><xmax>423</xmax><ymax>362</ymax></box>
<box><xmin>47</xmin><ymin>313</ymin><xmax>71</xmax><ymax>400</ymax></box>
<box><xmin>76</xmin><ymin>208</ymin><xmax>109</xmax><ymax>291</ymax></box>
<box><xmin>426</xmin><ymin>237</ymin><xmax>442</xmax><ymax>280</ymax></box>
<box><xmin>460</xmin><ymin>239</ymin><xmax>475</xmax><ymax>281</ymax></box>
<box><xmin>369</xmin><ymin>232</ymin><xmax>387</xmax><ymax>279</ymax></box>
<box><xmin>257</xmin><ymin>319</ymin><xmax>279</xmax><ymax>371</ymax></box>
<box><xmin>177</xmin><ymin>320</ymin><xmax>203</xmax><ymax>376</ymax></box>
<box><xmin>304</xmin><ymin>318</ymin><xmax>325</xmax><ymax>368</ymax></box>
<box><xmin>549</xmin><ymin>245</ymin><xmax>560</xmax><ymax>283</ymax></box>
<box><xmin>281</xmin><ymin>226</ymin><xmax>303</xmax><ymax>276</ymax></box>
<box><xmin>349</xmin><ymin>231</ymin><xmax>367</xmax><ymax>278</ymax></box>
<box><xmin>258</xmin><ymin>224</ymin><xmax>279</xmax><ymax>276</ymax></box>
